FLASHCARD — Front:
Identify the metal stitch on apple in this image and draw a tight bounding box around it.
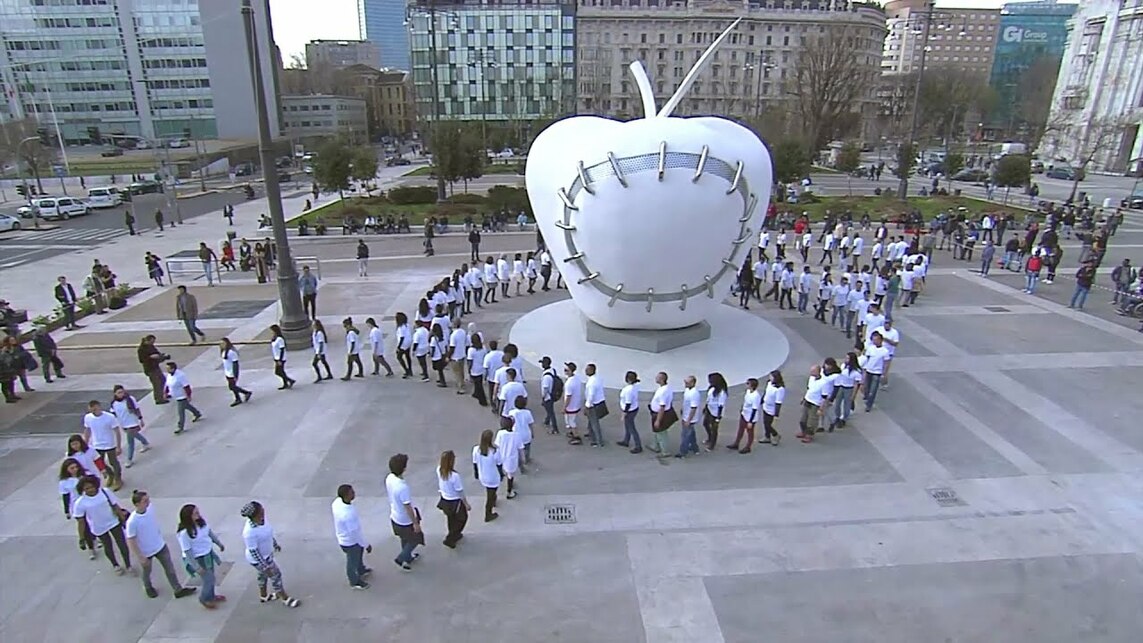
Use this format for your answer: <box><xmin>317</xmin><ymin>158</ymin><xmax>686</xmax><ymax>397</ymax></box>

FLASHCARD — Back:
<box><xmin>577</xmin><ymin>161</ymin><xmax>595</xmax><ymax>195</ymax></box>
<box><xmin>679</xmin><ymin>285</ymin><xmax>689</xmax><ymax>311</ymax></box>
<box><xmin>646</xmin><ymin>289</ymin><xmax>654</xmax><ymax>312</ymax></box>
<box><xmin>608</xmin><ymin>284</ymin><xmax>624</xmax><ymax>308</ymax></box>
<box><xmin>555</xmin><ymin>150</ymin><xmax>757</xmax><ymax>306</ymax></box>
<box><xmin>657</xmin><ymin>142</ymin><xmax>667</xmax><ymax>181</ymax></box>
<box><xmin>557</xmin><ymin>188</ymin><xmax>578</xmax><ymax>211</ymax></box>
<box><xmin>693</xmin><ymin>145</ymin><xmax>709</xmax><ymax>182</ymax></box>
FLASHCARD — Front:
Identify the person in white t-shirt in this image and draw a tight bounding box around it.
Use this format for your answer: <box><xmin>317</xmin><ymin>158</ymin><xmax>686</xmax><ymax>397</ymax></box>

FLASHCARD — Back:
<box><xmin>649</xmin><ymin>371</ymin><xmax>674</xmax><ymax>457</ymax></box>
<box><xmin>72</xmin><ymin>475</ymin><xmax>134</xmax><ymax>575</ymax></box>
<box><xmin>448</xmin><ymin>325</ymin><xmax>468</xmax><ymax>393</ymax></box>
<box><xmin>365</xmin><ymin>317</ymin><xmax>395</xmax><ymax>377</ymax></box>
<box><xmin>240</xmin><ymin>501</ymin><xmax>300</xmax><ymax>607</ymax></box>
<box><xmin>863</xmin><ymin>304</ymin><xmax>886</xmax><ymax>348</ymax></box>
<box><xmin>268</xmin><ymin>324</ymin><xmax>296</xmax><ymax>390</ymax></box>
<box><xmin>483</xmin><ymin>257</ymin><xmax>499</xmax><ymax>303</ymax></box>
<box><xmin>436</xmin><ymin>450</ymin><xmax>471</xmax><ymax>549</ymax></box>
<box><xmin>332</xmin><ymin>484</ymin><xmax>373</xmax><ymax>589</ymax></box>
<box><xmin>508</xmin><ymin>395</ymin><xmax>535</xmax><ymax>465</ymax></box>
<box><xmin>618</xmin><ymin>370</ymin><xmax>643</xmax><ymax>453</ymax></box>
<box><xmin>584</xmin><ymin>363</ymin><xmax>607</xmax><ymax>447</ymax></box>
<box><xmin>394</xmin><ymin>313</ymin><xmax>414</xmax><ymax>379</ymax></box>
<box><xmin>676</xmin><ymin>375</ymin><xmax>702</xmax><ymax>458</ymax></box>
<box><xmin>483</xmin><ymin>341</ymin><xmax>505</xmax><ymax>408</ymax></box>
<box><xmin>870</xmin><ymin>319</ymin><xmax>900</xmax><ymax>387</ymax></box>
<box><xmin>497</xmin><ymin>367</ymin><xmax>527</xmax><ymax>423</ymax></box>
<box><xmin>126</xmin><ymin>490</ymin><xmax>195</xmax><ymax>599</ymax></box>
<box><xmin>496</xmin><ymin>255</ymin><xmax>511</xmax><ymax>298</ymax></box>
<box><xmin>797</xmin><ymin>365</ymin><xmax>827</xmax><ymax>443</ymax></box>
<box><xmin>563</xmin><ymin>362</ymin><xmax>586</xmax><ymax>445</ymax></box>
<box><xmin>472</xmin><ymin>430</ymin><xmax>503</xmax><ymax>522</ymax></box>
<box><xmin>164</xmin><ymin>361</ymin><xmax>202</xmax><ymax>434</ymax></box>
<box><xmin>59</xmin><ymin>458</ymin><xmax>91</xmax><ymax>555</ymax></box>
<box><xmin>411</xmin><ymin>322</ymin><xmax>431</xmax><ymax>382</ymax></box>
<box><xmin>311</xmin><ymin>319</ymin><xmax>334</xmax><ymax>382</ymax></box>
<box><xmin>860</xmin><ymin>332</ymin><xmax>892</xmax><ymax>411</ymax></box>
<box><xmin>467</xmin><ymin>333</ymin><xmax>490</xmax><ymax>407</ymax></box>
<box><xmin>702</xmin><ymin>372</ymin><xmax>728</xmax><ymax>451</ymax></box>
<box><xmin>111</xmin><ymin>385</ymin><xmax>152</xmax><ymax>468</ymax></box>
<box><xmin>759</xmin><ymin>371</ymin><xmax>786</xmax><ymax>445</ymax></box>
<box><xmin>176</xmin><ymin>502</ymin><xmax>226</xmax><ymax>608</ymax></box>
<box><xmin>83</xmin><ymin>399</ymin><xmax>123</xmax><ymax>490</ymax></box>
<box><xmin>385</xmin><ymin>453</ymin><xmax>422</xmax><ymax>570</ymax></box>
<box><xmin>728</xmin><ymin>377</ymin><xmax>761</xmax><ymax>453</ymax></box>
<box><xmin>218</xmin><ymin>339</ymin><xmax>253</xmax><ymax>408</ymax></box>
<box><xmin>494</xmin><ymin>421</ymin><xmax>524</xmax><ymax>499</ymax></box>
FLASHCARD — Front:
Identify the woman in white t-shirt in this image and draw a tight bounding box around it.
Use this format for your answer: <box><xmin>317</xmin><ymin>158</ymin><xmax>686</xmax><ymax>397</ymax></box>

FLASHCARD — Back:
<box><xmin>472</xmin><ymin>429</ymin><xmax>502</xmax><ymax>522</ymax></box>
<box><xmin>525</xmin><ymin>251</ymin><xmax>539</xmax><ymax>294</ymax></box>
<box><xmin>394</xmin><ymin>312</ymin><xmax>414</xmax><ymax>379</ymax></box>
<box><xmin>240</xmin><ymin>501</ymin><xmax>300</xmax><ymax>607</ymax></box>
<box><xmin>415</xmin><ymin>298</ymin><xmax>433</xmax><ymax>328</ymax></box>
<box><xmin>832</xmin><ymin>352</ymin><xmax>861</xmax><ymax>430</ymax></box>
<box><xmin>728</xmin><ymin>377</ymin><xmax>761</xmax><ymax>453</ymax></box>
<box><xmin>760</xmin><ymin>371</ymin><xmax>786</xmax><ymax>446</ymax></box>
<box><xmin>176</xmin><ymin>503</ymin><xmax>226</xmax><ymax>608</ymax></box>
<box><xmin>218</xmin><ymin>338</ymin><xmax>253</xmax><ymax>408</ymax></box>
<box><xmin>469</xmin><ymin>263</ymin><xmax>485</xmax><ymax>309</ymax></box>
<box><xmin>437</xmin><ymin>450</ymin><xmax>471</xmax><ymax>549</ymax></box>
<box><xmin>411</xmin><ymin>321</ymin><xmax>431</xmax><ymax>382</ymax></box>
<box><xmin>702</xmin><ymin>372</ymin><xmax>729</xmax><ymax>451</ymax></box>
<box><xmin>66</xmin><ymin>434</ymin><xmax>102</xmax><ymax>478</ymax></box>
<box><xmin>618</xmin><ymin>370</ymin><xmax>642</xmax><ymax>453</ymax></box>
<box><xmin>467</xmin><ymin>333</ymin><xmax>489</xmax><ymax>407</ymax></box>
<box><xmin>428</xmin><ymin>324</ymin><xmax>448</xmax><ymax>387</ymax></box>
<box><xmin>72</xmin><ymin>475</ymin><xmax>133</xmax><ymax>575</ymax></box>
<box><xmin>311</xmin><ymin>319</ymin><xmax>334</xmax><ymax>382</ymax></box>
<box><xmin>342</xmin><ymin>318</ymin><xmax>364</xmax><ymax>380</ymax></box>
<box><xmin>512</xmin><ymin>252</ymin><xmax>525</xmax><ymax>296</ymax></box>
<box><xmin>483</xmin><ymin>257</ymin><xmax>499</xmax><ymax>304</ymax></box>
<box><xmin>59</xmin><ymin>458</ymin><xmax>96</xmax><ymax>558</ymax></box>
<box><xmin>111</xmin><ymin>385</ymin><xmax>151</xmax><ymax>467</ymax></box>
<box><xmin>365</xmin><ymin>317</ymin><xmax>395</xmax><ymax>377</ymax></box>
<box><xmin>269</xmin><ymin>324</ymin><xmax>295</xmax><ymax>389</ymax></box>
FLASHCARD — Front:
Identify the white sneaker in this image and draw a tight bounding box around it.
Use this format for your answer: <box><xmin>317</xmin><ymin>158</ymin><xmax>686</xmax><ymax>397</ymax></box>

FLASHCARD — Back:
<box><xmin>140</xmin><ymin>445</ymin><xmax>151</xmax><ymax>453</ymax></box>
<box><xmin>124</xmin><ymin>460</ymin><xmax>134</xmax><ymax>468</ymax></box>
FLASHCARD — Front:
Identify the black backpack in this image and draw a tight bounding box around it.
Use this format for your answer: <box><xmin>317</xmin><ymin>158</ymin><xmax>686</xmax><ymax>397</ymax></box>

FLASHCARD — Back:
<box><xmin>546</xmin><ymin>369</ymin><xmax>564</xmax><ymax>400</ymax></box>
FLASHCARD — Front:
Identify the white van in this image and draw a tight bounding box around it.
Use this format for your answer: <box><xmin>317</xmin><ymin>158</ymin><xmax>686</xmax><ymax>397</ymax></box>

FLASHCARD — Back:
<box><xmin>25</xmin><ymin>197</ymin><xmax>90</xmax><ymax>220</ymax></box>
<box><xmin>86</xmin><ymin>186</ymin><xmax>122</xmax><ymax>209</ymax></box>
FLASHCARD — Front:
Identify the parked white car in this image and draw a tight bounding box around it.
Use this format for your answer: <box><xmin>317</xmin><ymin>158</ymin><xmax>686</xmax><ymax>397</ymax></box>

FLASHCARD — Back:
<box><xmin>17</xmin><ymin>196</ymin><xmax>90</xmax><ymax>220</ymax></box>
<box><xmin>0</xmin><ymin>213</ymin><xmax>21</xmax><ymax>232</ymax></box>
<box><xmin>86</xmin><ymin>186</ymin><xmax>122</xmax><ymax>208</ymax></box>
<box><xmin>168</xmin><ymin>138</ymin><xmax>190</xmax><ymax>149</ymax></box>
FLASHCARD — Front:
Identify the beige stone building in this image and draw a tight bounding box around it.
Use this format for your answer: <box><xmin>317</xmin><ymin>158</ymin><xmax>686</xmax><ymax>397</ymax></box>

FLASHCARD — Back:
<box><xmin>339</xmin><ymin>65</ymin><xmax>417</xmax><ymax>138</ymax></box>
<box><xmin>881</xmin><ymin>0</ymin><xmax>1001</xmax><ymax>78</ymax></box>
<box><xmin>575</xmin><ymin>0</ymin><xmax>886</xmax><ymax>130</ymax></box>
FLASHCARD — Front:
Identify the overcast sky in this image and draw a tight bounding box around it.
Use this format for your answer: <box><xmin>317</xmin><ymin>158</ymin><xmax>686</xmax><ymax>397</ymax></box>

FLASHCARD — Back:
<box><xmin>268</xmin><ymin>0</ymin><xmax>1015</xmax><ymax>63</ymax></box>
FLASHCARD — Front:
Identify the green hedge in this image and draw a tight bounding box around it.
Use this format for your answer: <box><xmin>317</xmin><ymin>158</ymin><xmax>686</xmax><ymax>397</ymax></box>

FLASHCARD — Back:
<box><xmin>387</xmin><ymin>186</ymin><xmax>437</xmax><ymax>205</ymax></box>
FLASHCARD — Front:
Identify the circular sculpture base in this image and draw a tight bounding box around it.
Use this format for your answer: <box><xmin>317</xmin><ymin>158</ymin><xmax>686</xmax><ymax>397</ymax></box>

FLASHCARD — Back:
<box><xmin>509</xmin><ymin>299</ymin><xmax>791</xmax><ymax>389</ymax></box>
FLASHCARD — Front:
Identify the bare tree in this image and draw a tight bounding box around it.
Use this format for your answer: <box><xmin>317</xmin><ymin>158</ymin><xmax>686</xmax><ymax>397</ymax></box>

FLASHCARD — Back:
<box><xmin>918</xmin><ymin>68</ymin><xmax>990</xmax><ymax>145</ymax></box>
<box><xmin>785</xmin><ymin>26</ymin><xmax>878</xmax><ymax>151</ymax></box>
<box><xmin>1044</xmin><ymin>113</ymin><xmax>1126</xmax><ymax>201</ymax></box>
<box><xmin>0</xmin><ymin>119</ymin><xmax>57</xmax><ymax>192</ymax></box>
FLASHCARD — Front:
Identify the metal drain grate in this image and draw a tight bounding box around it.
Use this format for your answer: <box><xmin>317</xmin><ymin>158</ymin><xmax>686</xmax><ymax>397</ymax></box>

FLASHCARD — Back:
<box><xmin>545</xmin><ymin>504</ymin><xmax>577</xmax><ymax>524</ymax></box>
<box><xmin>927</xmin><ymin>487</ymin><xmax>967</xmax><ymax>507</ymax></box>
<box><xmin>983</xmin><ymin>306</ymin><xmax>1011</xmax><ymax>313</ymax></box>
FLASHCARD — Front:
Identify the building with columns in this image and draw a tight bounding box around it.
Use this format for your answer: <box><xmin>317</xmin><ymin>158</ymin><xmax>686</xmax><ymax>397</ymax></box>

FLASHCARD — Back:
<box><xmin>574</xmin><ymin>0</ymin><xmax>885</xmax><ymax>137</ymax></box>
<box><xmin>1039</xmin><ymin>0</ymin><xmax>1143</xmax><ymax>176</ymax></box>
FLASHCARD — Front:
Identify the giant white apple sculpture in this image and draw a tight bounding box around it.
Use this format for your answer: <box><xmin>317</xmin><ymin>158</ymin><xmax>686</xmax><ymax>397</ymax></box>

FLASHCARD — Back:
<box><xmin>526</xmin><ymin>18</ymin><xmax>773</xmax><ymax>330</ymax></box>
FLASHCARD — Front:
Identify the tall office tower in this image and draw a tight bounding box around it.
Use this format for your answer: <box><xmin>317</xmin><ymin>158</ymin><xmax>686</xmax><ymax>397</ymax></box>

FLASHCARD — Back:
<box><xmin>358</xmin><ymin>0</ymin><xmax>411</xmax><ymax>71</ymax></box>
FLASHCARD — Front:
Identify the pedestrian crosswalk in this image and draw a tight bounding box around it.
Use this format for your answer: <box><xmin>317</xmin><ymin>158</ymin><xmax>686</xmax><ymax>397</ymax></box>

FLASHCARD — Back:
<box><xmin>15</xmin><ymin>227</ymin><xmax>128</xmax><ymax>244</ymax></box>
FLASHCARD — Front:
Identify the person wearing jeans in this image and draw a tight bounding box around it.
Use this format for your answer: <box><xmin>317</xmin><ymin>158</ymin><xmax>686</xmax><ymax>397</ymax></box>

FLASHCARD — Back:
<box><xmin>832</xmin><ymin>356</ymin><xmax>860</xmax><ymax>429</ymax></box>
<box><xmin>175</xmin><ymin>286</ymin><xmax>206</xmax><ymax>345</ymax></box>
<box><xmin>861</xmin><ymin>333</ymin><xmax>891</xmax><ymax>412</ymax></box>
<box><xmin>617</xmin><ymin>370</ymin><xmax>643</xmax><ymax>453</ymax></box>
<box><xmin>1069</xmin><ymin>262</ymin><xmax>1096</xmax><ymax>310</ymax></box>
<box><xmin>675</xmin><ymin>375</ymin><xmax>701</xmax><ymax>458</ymax></box>
<box><xmin>540</xmin><ymin>358</ymin><xmax>559</xmax><ymax>432</ymax></box>
<box><xmin>71</xmin><ymin>475</ymin><xmax>134</xmax><ymax>575</ymax></box>
<box><xmin>332</xmin><ymin>484</ymin><xmax>373</xmax><ymax>589</ymax></box>
<box><xmin>176</xmin><ymin>503</ymin><xmax>226</xmax><ymax>608</ymax></box>
<box><xmin>125</xmin><ymin>491</ymin><xmax>195</xmax><ymax>599</ymax></box>
<box><xmin>163</xmin><ymin>362</ymin><xmax>202</xmax><ymax>434</ymax></box>
<box><xmin>583</xmin><ymin>363</ymin><xmax>606</xmax><ymax>447</ymax></box>
<box><xmin>83</xmin><ymin>399</ymin><xmax>124</xmax><ymax>490</ymax></box>
<box><xmin>298</xmin><ymin>266</ymin><xmax>319</xmax><ymax>318</ymax></box>
<box><xmin>110</xmin><ymin>386</ymin><xmax>150</xmax><ymax>468</ymax></box>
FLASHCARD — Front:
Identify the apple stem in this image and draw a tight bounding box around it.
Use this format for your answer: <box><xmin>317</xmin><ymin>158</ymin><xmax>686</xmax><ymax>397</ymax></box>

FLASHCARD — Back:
<box><xmin>628</xmin><ymin>62</ymin><xmax>657</xmax><ymax>119</ymax></box>
<box><xmin>656</xmin><ymin>18</ymin><xmax>743</xmax><ymax>119</ymax></box>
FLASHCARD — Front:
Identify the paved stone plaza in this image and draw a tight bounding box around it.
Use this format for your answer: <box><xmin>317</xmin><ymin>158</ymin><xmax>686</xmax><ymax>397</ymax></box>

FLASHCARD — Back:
<box><xmin>2</xmin><ymin>221</ymin><xmax>1143</xmax><ymax>643</ymax></box>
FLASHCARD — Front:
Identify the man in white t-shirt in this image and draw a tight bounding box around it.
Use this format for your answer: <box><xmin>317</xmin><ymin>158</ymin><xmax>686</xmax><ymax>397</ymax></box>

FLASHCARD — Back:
<box><xmin>870</xmin><ymin>319</ymin><xmax>900</xmax><ymax>387</ymax></box>
<box><xmin>676</xmin><ymin>375</ymin><xmax>702</xmax><ymax>458</ymax></box>
<box><xmin>649</xmin><ymin>371</ymin><xmax>674</xmax><ymax>457</ymax></box>
<box><xmin>863</xmin><ymin>304</ymin><xmax>886</xmax><ymax>348</ymax></box>
<box><xmin>385</xmin><ymin>454</ymin><xmax>420</xmax><ymax>571</ymax></box>
<box><xmin>332</xmin><ymin>484</ymin><xmax>372</xmax><ymax>589</ymax></box>
<box><xmin>411</xmin><ymin>325</ymin><xmax>431</xmax><ymax>381</ymax></box>
<box><xmin>861</xmin><ymin>332</ymin><xmax>891</xmax><ymax>411</ymax></box>
<box><xmin>448</xmin><ymin>326</ymin><xmax>467</xmax><ymax>394</ymax></box>
<box><xmin>126</xmin><ymin>490</ymin><xmax>195</xmax><ymax>598</ymax></box>
<box><xmin>563</xmin><ymin>362</ymin><xmax>586</xmax><ymax>445</ymax></box>
<box><xmin>583</xmin><ymin>363</ymin><xmax>607</xmax><ymax>447</ymax></box>
<box><xmin>798</xmin><ymin>365</ymin><xmax>827</xmax><ymax>443</ymax></box>
<box><xmin>498</xmin><ymin>368</ymin><xmax>527</xmax><ymax>425</ymax></box>
<box><xmin>83</xmin><ymin>399</ymin><xmax>123</xmax><ymax>488</ymax></box>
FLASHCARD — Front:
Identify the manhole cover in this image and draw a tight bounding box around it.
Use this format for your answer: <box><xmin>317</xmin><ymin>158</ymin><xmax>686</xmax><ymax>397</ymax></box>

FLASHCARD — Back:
<box><xmin>199</xmin><ymin>299</ymin><xmax>275</xmax><ymax>320</ymax></box>
<box><xmin>926</xmin><ymin>487</ymin><xmax>967</xmax><ymax>507</ymax></box>
<box><xmin>545</xmin><ymin>504</ymin><xmax>576</xmax><ymax>524</ymax></box>
<box><xmin>0</xmin><ymin>389</ymin><xmax>109</xmax><ymax>436</ymax></box>
<box><xmin>983</xmin><ymin>306</ymin><xmax>1010</xmax><ymax>313</ymax></box>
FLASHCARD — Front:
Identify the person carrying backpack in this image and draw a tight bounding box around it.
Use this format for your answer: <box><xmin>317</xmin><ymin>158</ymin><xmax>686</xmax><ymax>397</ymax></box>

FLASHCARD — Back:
<box><xmin>539</xmin><ymin>356</ymin><xmax>562</xmax><ymax>434</ymax></box>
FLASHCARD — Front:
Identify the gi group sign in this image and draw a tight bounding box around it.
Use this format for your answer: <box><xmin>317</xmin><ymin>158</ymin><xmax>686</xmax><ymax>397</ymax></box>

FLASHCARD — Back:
<box><xmin>1003</xmin><ymin>26</ymin><xmax>1049</xmax><ymax>44</ymax></box>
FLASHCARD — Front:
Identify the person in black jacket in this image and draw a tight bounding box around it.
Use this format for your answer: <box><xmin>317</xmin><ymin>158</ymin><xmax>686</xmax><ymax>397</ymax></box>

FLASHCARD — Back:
<box><xmin>32</xmin><ymin>327</ymin><xmax>65</xmax><ymax>382</ymax></box>
<box><xmin>54</xmin><ymin>276</ymin><xmax>80</xmax><ymax>330</ymax></box>
<box><xmin>137</xmin><ymin>335</ymin><xmax>169</xmax><ymax>404</ymax></box>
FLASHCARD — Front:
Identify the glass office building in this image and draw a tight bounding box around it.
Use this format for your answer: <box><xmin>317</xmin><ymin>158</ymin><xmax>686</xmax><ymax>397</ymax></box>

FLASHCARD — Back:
<box><xmin>0</xmin><ymin>0</ymin><xmax>279</xmax><ymax>142</ymax></box>
<box><xmin>358</xmin><ymin>0</ymin><xmax>411</xmax><ymax>70</ymax></box>
<box><xmin>988</xmin><ymin>0</ymin><xmax>1077</xmax><ymax>132</ymax></box>
<box><xmin>407</xmin><ymin>0</ymin><xmax>576</xmax><ymax>123</ymax></box>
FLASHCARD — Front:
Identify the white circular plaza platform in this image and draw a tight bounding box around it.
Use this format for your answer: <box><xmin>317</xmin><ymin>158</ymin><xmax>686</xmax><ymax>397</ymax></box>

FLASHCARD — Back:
<box><xmin>508</xmin><ymin>299</ymin><xmax>791</xmax><ymax>389</ymax></box>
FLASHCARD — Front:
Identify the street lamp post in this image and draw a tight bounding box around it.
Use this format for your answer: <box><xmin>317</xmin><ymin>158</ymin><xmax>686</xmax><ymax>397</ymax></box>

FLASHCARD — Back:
<box><xmin>241</xmin><ymin>0</ymin><xmax>310</xmax><ymax>347</ymax></box>
<box><xmin>468</xmin><ymin>50</ymin><xmax>496</xmax><ymax>152</ymax></box>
